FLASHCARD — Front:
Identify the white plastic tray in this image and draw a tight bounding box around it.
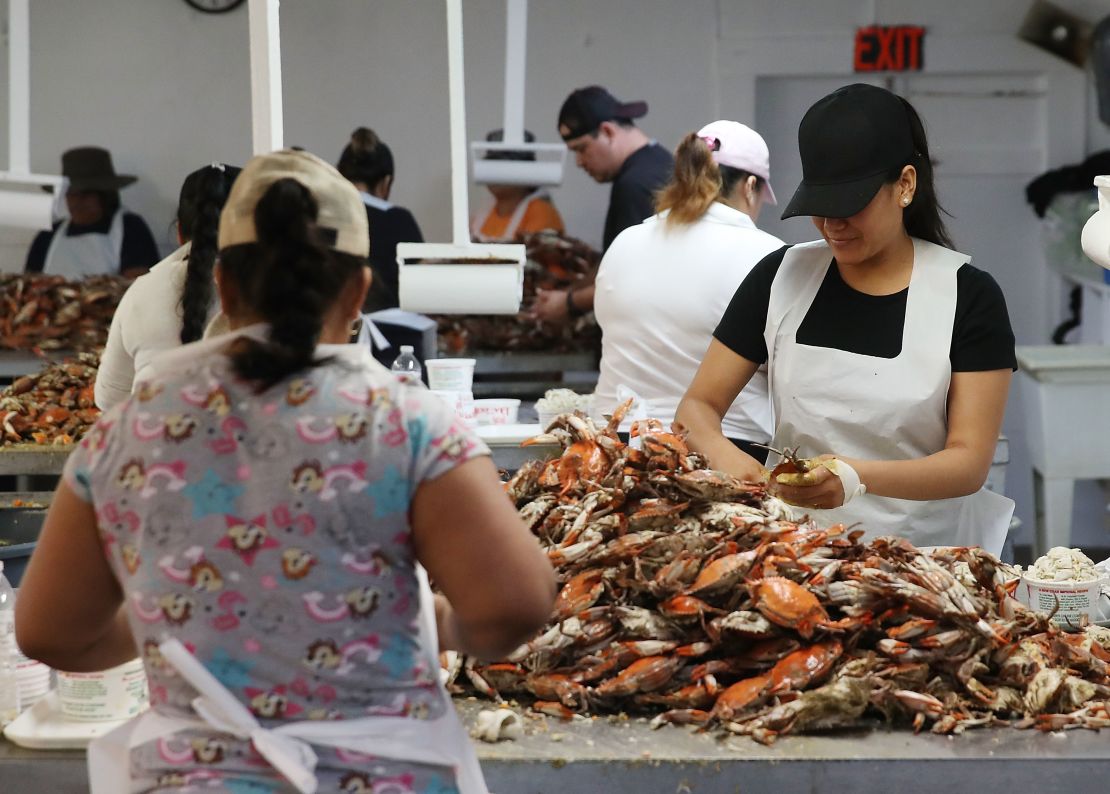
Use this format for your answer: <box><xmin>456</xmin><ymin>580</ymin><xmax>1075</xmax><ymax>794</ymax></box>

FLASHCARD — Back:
<box><xmin>474</xmin><ymin>423</ymin><xmax>544</xmax><ymax>446</ymax></box>
<box><xmin>3</xmin><ymin>691</ymin><xmax>132</xmax><ymax>749</ymax></box>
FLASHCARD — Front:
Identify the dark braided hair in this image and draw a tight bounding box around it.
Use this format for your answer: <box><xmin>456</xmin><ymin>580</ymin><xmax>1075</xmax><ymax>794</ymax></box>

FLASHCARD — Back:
<box><xmin>220</xmin><ymin>178</ymin><xmax>365</xmax><ymax>392</ymax></box>
<box><xmin>178</xmin><ymin>164</ymin><xmax>242</xmax><ymax>344</ymax></box>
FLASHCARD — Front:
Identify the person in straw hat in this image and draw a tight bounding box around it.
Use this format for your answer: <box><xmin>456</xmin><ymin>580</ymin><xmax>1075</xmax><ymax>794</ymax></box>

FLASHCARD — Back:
<box><xmin>24</xmin><ymin>146</ymin><xmax>159</xmax><ymax>278</ymax></box>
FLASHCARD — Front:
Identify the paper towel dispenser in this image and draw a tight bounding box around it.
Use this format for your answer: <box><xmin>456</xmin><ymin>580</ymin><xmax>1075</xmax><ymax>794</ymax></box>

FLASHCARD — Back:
<box><xmin>397</xmin><ymin>242</ymin><xmax>525</xmax><ymax>315</ymax></box>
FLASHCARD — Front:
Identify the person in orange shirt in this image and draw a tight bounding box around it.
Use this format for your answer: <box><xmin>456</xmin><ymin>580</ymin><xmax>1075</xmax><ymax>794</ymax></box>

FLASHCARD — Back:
<box><xmin>472</xmin><ymin>129</ymin><xmax>564</xmax><ymax>242</ymax></box>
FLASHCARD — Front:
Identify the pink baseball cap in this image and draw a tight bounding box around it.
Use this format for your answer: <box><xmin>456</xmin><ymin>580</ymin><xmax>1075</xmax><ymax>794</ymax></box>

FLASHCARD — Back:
<box><xmin>696</xmin><ymin>120</ymin><xmax>777</xmax><ymax>205</ymax></box>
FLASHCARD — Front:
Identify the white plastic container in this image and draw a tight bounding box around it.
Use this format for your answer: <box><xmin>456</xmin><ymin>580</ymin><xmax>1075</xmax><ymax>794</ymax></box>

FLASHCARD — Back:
<box><xmin>426</xmin><ymin>358</ymin><xmax>477</xmax><ymax>392</ymax></box>
<box><xmin>430</xmin><ymin>389</ymin><xmax>475</xmax><ymax>426</ymax></box>
<box><xmin>473</xmin><ymin>398</ymin><xmax>520</xmax><ymax>426</ymax></box>
<box><xmin>56</xmin><ymin>658</ymin><xmax>148</xmax><ymax>722</ymax></box>
<box><xmin>1020</xmin><ymin>574</ymin><xmax>1109</xmax><ymax>630</ymax></box>
<box><xmin>13</xmin><ymin>649</ymin><xmax>50</xmax><ymax>708</ymax></box>
<box><xmin>0</xmin><ymin>563</ymin><xmax>18</xmax><ymax>726</ymax></box>
<box><xmin>538</xmin><ymin>398</ymin><xmax>594</xmax><ymax>429</ymax></box>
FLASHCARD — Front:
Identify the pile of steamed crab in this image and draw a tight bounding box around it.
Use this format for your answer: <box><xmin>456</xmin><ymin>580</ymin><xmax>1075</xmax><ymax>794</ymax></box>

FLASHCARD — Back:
<box><xmin>0</xmin><ymin>352</ymin><xmax>100</xmax><ymax>446</ymax></box>
<box><xmin>435</xmin><ymin>231</ymin><xmax>601</xmax><ymax>356</ymax></box>
<box><xmin>1</xmin><ymin>273</ymin><xmax>128</xmax><ymax>352</ymax></box>
<box><xmin>445</xmin><ymin>404</ymin><xmax>1110</xmax><ymax>744</ymax></box>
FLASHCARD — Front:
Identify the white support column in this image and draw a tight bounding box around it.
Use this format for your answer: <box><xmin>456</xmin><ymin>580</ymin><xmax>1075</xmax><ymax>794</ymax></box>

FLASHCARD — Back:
<box><xmin>445</xmin><ymin>0</ymin><xmax>470</xmax><ymax>246</ymax></box>
<box><xmin>500</xmin><ymin>0</ymin><xmax>527</xmax><ymax>146</ymax></box>
<box><xmin>8</xmin><ymin>0</ymin><xmax>30</xmax><ymax>174</ymax></box>
<box><xmin>248</xmin><ymin>0</ymin><xmax>283</xmax><ymax>155</ymax></box>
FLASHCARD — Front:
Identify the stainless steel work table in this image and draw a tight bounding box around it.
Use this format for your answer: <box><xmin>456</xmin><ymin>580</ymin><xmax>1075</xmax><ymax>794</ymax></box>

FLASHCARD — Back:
<box><xmin>3</xmin><ymin>699</ymin><xmax>1110</xmax><ymax>793</ymax></box>
<box><xmin>5</xmin><ymin>434</ymin><xmax>1095</xmax><ymax>792</ymax></box>
<box><xmin>0</xmin><ymin>445</ymin><xmax>71</xmax><ymax>477</ymax></box>
<box><xmin>0</xmin><ymin>350</ymin><xmax>73</xmax><ymax>381</ymax></box>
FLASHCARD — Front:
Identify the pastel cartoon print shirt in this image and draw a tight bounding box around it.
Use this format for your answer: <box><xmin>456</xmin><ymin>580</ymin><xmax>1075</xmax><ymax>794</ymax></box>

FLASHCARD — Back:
<box><xmin>64</xmin><ymin>328</ymin><xmax>489</xmax><ymax>792</ymax></box>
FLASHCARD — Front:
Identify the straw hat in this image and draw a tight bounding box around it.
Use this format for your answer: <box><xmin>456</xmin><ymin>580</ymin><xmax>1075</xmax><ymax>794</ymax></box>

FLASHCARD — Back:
<box><xmin>58</xmin><ymin>147</ymin><xmax>137</xmax><ymax>192</ymax></box>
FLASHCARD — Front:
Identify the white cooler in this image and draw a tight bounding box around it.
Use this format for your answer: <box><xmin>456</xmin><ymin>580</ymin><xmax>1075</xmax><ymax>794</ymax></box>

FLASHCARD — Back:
<box><xmin>1016</xmin><ymin>345</ymin><xmax>1110</xmax><ymax>555</ymax></box>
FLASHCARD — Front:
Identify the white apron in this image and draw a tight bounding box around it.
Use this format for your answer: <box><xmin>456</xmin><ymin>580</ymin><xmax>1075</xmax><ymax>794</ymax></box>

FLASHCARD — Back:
<box><xmin>87</xmin><ymin>566</ymin><xmax>489</xmax><ymax>794</ymax></box>
<box><xmin>471</xmin><ymin>190</ymin><xmax>549</xmax><ymax>242</ymax></box>
<box><xmin>42</xmin><ymin>208</ymin><xmax>125</xmax><ymax>278</ymax></box>
<box><xmin>764</xmin><ymin>238</ymin><xmax>1014</xmax><ymax>554</ymax></box>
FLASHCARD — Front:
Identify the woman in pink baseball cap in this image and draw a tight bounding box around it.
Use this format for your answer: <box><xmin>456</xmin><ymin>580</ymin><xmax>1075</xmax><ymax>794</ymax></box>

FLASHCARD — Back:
<box><xmin>592</xmin><ymin>120</ymin><xmax>783</xmax><ymax>459</ymax></box>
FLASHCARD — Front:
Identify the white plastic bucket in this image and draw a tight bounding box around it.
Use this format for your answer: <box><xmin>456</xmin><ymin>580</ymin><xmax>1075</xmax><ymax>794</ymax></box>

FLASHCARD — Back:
<box><xmin>56</xmin><ymin>657</ymin><xmax>149</xmax><ymax>722</ymax></box>
<box><xmin>1020</xmin><ymin>575</ymin><xmax>1109</xmax><ymax>630</ymax></box>
<box><xmin>430</xmin><ymin>389</ymin><xmax>475</xmax><ymax>426</ymax></box>
<box><xmin>426</xmin><ymin>358</ymin><xmax>476</xmax><ymax>391</ymax></box>
<box><xmin>13</xmin><ymin>648</ymin><xmax>51</xmax><ymax>707</ymax></box>
<box><xmin>473</xmin><ymin>398</ymin><xmax>520</xmax><ymax>426</ymax></box>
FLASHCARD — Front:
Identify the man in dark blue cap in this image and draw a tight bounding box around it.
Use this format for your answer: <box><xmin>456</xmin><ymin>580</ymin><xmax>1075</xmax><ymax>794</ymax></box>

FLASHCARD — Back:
<box><xmin>532</xmin><ymin>86</ymin><xmax>673</xmax><ymax>323</ymax></box>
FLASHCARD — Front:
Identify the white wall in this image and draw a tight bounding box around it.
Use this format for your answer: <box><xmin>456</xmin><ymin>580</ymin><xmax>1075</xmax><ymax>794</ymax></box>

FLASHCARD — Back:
<box><xmin>1</xmin><ymin>0</ymin><xmax>1107</xmax><ymax>262</ymax></box>
<box><xmin>0</xmin><ymin>0</ymin><xmax>720</xmax><ymax>268</ymax></box>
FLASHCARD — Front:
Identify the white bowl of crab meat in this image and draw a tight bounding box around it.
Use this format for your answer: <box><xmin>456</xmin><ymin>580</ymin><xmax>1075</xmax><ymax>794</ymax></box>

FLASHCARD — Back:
<box><xmin>1018</xmin><ymin>547</ymin><xmax>1109</xmax><ymax>630</ymax></box>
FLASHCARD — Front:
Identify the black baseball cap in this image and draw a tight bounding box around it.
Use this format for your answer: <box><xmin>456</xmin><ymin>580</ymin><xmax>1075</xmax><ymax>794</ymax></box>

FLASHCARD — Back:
<box><xmin>780</xmin><ymin>84</ymin><xmax>915</xmax><ymax>220</ymax></box>
<box><xmin>558</xmin><ymin>86</ymin><xmax>648</xmax><ymax>141</ymax></box>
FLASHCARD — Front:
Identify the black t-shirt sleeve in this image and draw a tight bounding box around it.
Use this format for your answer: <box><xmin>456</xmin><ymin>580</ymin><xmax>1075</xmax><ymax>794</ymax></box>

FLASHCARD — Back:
<box><xmin>604</xmin><ymin>179</ymin><xmax>656</xmax><ymax>250</ymax></box>
<box><xmin>951</xmin><ymin>264</ymin><xmax>1017</xmax><ymax>371</ymax></box>
<box><xmin>120</xmin><ymin>213</ymin><xmax>161</xmax><ymax>270</ymax></box>
<box><xmin>713</xmin><ymin>245</ymin><xmax>790</xmax><ymax>364</ymax></box>
<box><xmin>24</xmin><ymin>228</ymin><xmax>55</xmax><ymax>273</ymax></box>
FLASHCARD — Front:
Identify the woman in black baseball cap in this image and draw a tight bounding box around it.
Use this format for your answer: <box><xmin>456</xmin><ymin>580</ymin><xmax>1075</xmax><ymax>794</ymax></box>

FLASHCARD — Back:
<box><xmin>677</xmin><ymin>83</ymin><xmax>1017</xmax><ymax>554</ymax></box>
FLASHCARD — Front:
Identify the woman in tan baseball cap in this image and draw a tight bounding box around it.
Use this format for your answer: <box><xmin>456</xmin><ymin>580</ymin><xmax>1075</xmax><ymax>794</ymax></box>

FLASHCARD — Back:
<box><xmin>18</xmin><ymin>149</ymin><xmax>554</xmax><ymax>794</ymax></box>
<box><xmin>23</xmin><ymin>146</ymin><xmax>160</xmax><ymax>278</ymax></box>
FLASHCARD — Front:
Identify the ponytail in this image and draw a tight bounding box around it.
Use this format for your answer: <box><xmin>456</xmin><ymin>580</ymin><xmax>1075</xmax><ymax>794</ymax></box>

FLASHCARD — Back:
<box><xmin>888</xmin><ymin>98</ymin><xmax>954</xmax><ymax>249</ymax></box>
<box><xmin>337</xmin><ymin>127</ymin><xmax>394</xmax><ymax>189</ymax></box>
<box><xmin>177</xmin><ymin>164</ymin><xmax>242</xmax><ymax>344</ymax></box>
<box><xmin>220</xmin><ymin>179</ymin><xmax>364</xmax><ymax>392</ymax></box>
<box><xmin>655</xmin><ymin>132</ymin><xmax>764</xmax><ymax>228</ymax></box>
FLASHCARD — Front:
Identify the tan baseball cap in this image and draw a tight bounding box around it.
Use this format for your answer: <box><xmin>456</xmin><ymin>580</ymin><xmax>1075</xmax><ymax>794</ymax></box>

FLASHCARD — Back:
<box><xmin>218</xmin><ymin>148</ymin><xmax>369</xmax><ymax>257</ymax></box>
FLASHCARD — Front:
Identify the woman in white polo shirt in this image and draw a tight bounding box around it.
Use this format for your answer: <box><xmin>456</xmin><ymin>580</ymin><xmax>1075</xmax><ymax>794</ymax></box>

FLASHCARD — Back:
<box><xmin>592</xmin><ymin>120</ymin><xmax>783</xmax><ymax>461</ymax></box>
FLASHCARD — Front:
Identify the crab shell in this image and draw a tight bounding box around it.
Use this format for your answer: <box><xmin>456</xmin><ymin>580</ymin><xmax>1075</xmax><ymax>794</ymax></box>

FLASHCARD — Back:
<box><xmin>553</xmin><ymin>569</ymin><xmax>606</xmax><ymax>620</ymax></box>
<box><xmin>750</xmin><ymin>576</ymin><xmax>831</xmax><ymax>639</ymax></box>
<box><xmin>686</xmin><ymin>552</ymin><xmax>758</xmax><ymax>598</ymax></box>
<box><xmin>712</xmin><ymin>673</ymin><xmax>772</xmax><ymax>721</ymax></box>
<box><xmin>593</xmin><ymin>655</ymin><xmax>684</xmax><ymax>698</ymax></box>
<box><xmin>767</xmin><ymin>641</ymin><xmax>843</xmax><ymax>692</ymax></box>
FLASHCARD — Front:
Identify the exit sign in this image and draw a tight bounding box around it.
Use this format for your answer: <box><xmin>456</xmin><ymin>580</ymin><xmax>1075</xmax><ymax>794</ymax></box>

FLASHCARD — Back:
<box><xmin>854</xmin><ymin>26</ymin><xmax>925</xmax><ymax>72</ymax></box>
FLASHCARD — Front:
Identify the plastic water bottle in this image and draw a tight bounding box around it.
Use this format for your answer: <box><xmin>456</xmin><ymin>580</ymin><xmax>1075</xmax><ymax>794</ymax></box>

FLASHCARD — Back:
<box><xmin>390</xmin><ymin>345</ymin><xmax>423</xmax><ymax>386</ymax></box>
<box><xmin>0</xmin><ymin>562</ymin><xmax>20</xmax><ymax>726</ymax></box>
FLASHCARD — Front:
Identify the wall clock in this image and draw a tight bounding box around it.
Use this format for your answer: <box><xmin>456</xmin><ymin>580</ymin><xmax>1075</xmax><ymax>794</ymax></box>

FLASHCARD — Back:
<box><xmin>184</xmin><ymin>0</ymin><xmax>246</xmax><ymax>13</ymax></box>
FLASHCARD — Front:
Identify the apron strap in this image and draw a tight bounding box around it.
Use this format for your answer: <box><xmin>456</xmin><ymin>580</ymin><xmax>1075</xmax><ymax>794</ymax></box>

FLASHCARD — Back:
<box><xmin>159</xmin><ymin>637</ymin><xmax>320</xmax><ymax>794</ymax></box>
<box><xmin>41</xmin><ymin>219</ymin><xmax>71</xmax><ymax>274</ymax></box>
<box><xmin>356</xmin><ymin>313</ymin><xmax>392</xmax><ymax>351</ymax></box>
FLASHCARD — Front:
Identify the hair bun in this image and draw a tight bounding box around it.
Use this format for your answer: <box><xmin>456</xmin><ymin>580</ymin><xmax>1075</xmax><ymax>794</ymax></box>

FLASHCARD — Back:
<box><xmin>349</xmin><ymin>127</ymin><xmax>381</xmax><ymax>155</ymax></box>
